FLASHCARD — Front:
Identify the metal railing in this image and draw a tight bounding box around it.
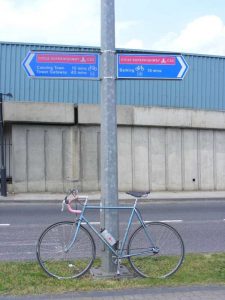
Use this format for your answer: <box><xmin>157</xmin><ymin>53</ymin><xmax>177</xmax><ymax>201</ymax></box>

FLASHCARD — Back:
<box><xmin>0</xmin><ymin>138</ymin><xmax>12</xmax><ymax>181</ymax></box>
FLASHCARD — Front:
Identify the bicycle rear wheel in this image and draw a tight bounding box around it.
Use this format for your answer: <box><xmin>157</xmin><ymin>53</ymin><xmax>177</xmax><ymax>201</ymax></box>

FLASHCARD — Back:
<box><xmin>37</xmin><ymin>221</ymin><xmax>96</xmax><ymax>279</ymax></box>
<box><xmin>127</xmin><ymin>222</ymin><xmax>184</xmax><ymax>278</ymax></box>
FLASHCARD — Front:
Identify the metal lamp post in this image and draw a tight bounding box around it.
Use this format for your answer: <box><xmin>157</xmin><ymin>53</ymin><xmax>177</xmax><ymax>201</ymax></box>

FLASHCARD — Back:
<box><xmin>100</xmin><ymin>0</ymin><xmax>119</xmax><ymax>274</ymax></box>
<box><xmin>0</xmin><ymin>92</ymin><xmax>12</xmax><ymax>196</ymax></box>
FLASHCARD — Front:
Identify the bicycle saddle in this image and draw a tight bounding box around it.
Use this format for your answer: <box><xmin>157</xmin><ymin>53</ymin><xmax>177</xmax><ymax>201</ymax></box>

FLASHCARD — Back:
<box><xmin>126</xmin><ymin>191</ymin><xmax>150</xmax><ymax>198</ymax></box>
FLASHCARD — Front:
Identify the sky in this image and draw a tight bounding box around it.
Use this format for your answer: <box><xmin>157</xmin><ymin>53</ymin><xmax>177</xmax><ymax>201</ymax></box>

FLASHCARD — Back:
<box><xmin>1</xmin><ymin>0</ymin><xmax>225</xmax><ymax>56</ymax></box>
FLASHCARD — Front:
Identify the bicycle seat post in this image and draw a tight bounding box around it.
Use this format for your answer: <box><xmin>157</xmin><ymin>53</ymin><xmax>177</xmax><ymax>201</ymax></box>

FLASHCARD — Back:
<box><xmin>134</xmin><ymin>198</ymin><xmax>138</xmax><ymax>207</ymax></box>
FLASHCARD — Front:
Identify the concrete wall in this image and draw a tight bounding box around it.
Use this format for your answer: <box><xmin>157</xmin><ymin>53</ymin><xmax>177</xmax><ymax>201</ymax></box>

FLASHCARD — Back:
<box><xmin>11</xmin><ymin>123</ymin><xmax>225</xmax><ymax>192</ymax></box>
<box><xmin>80</xmin><ymin>126</ymin><xmax>225</xmax><ymax>192</ymax></box>
<box><xmin>4</xmin><ymin>102</ymin><xmax>75</xmax><ymax>124</ymax></box>
<box><xmin>12</xmin><ymin>124</ymin><xmax>79</xmax><ymax>192</ymax></box>
<box><xmin>7</xmin><ymin>103</ymin><xmax>225</xmax><ymax>192</ymax></box>
<box><xmin>78</xmin><ymin>104</ymin><xmax>225</xmax><ymax>129</ymax></box>
<box><xmin>6</xmin><ymin>101</ymin><xmax>225</xmax><ymax>129</ymax></box>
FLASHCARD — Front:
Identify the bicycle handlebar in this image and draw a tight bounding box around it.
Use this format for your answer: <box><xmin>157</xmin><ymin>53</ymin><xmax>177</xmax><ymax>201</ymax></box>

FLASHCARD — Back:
<box><xmin>61</xmin><ymin>189</ymin><xmax>82</xmax><ymax>214</ymax></box>
<box><xmin>61</xmin><ymin>189</ymin><xmax>89</xmax><ymax>215</ymax></box>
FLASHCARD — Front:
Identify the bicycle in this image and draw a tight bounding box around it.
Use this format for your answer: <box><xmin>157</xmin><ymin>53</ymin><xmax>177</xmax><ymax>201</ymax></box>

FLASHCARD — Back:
<box><xmin>36</xmin><ymin>189</ymin><xmax>185</xmax><ymax>279</ymax></box>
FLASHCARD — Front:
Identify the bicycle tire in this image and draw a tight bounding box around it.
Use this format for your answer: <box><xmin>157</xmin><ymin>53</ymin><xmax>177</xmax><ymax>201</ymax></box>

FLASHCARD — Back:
<box><xmin>36</xmin><ymin>221</ymin><xmax>96</xmax><ymax>279</ymax></box>
<box><xmin>127</xmin><ymin>221</ymin><xmax>184</xmax><ymax>278</ymax></box>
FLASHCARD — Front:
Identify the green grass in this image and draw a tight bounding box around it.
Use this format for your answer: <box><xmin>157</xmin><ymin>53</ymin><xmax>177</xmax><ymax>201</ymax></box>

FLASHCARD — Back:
<box><xmin>1</xmin><ymin>253</ymin><xmax>225</xmax><ymax>296</ymax></box>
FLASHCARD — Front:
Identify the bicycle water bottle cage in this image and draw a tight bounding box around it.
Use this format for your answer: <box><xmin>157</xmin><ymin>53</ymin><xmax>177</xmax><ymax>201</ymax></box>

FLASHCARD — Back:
<box><xmin>126</xmin><ymin>191</ymin><xmax>150</xmax><ymax>198</ymax></box>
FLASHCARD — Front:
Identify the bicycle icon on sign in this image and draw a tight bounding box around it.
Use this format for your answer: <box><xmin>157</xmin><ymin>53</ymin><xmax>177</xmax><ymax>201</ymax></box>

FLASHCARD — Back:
<box><xmin>88</xmin><ymin>66</ymin><xmax>97</xmax><ymax>71</ymax></box>
<box><xmin>135</xmin><ymin>65</ymin><xmax>144</xmax><ymax>72</ymax></box>
<box><xmin>135</xmin><ymin>65</ymin><xmax>144</xmax><ymax>76</ymax></box>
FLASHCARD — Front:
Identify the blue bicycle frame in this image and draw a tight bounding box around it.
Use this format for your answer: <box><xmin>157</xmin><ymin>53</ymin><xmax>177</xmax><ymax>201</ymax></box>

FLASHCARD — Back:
<box><xmin>65</xmin><ymin>197</ymin><xmax>157</xmax><ymax>258</ymax></box>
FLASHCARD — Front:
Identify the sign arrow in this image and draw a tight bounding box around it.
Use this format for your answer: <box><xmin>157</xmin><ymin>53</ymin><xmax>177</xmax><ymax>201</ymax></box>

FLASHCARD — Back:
<box><xmin>177</xmin><ymin>56</ymin><xmax>187</xmax><ymax>78</ymax></box>
<box><xmin>24</xmin><ymin>52</ymin><xmax>35</xmax><ymax>76</ymax></box>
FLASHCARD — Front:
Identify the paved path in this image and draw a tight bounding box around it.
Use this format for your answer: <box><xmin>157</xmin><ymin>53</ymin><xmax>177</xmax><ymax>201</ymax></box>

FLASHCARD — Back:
<box><xmin>2</xmin><ymin>190</ymin><xmax>225</xmax><ymax>203</ymax></box>
<box><xmin>2</xmin><ymin>285</ymin><xmax>225</xmax><ymax>300</ymax></box>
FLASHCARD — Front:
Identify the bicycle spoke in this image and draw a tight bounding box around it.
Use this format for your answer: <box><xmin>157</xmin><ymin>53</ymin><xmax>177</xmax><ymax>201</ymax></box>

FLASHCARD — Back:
<box><xmin>127</xmin><ymin>222</ymin><xmax>185</xmax><ymax>278</ymax></box>
<box><xmin>37</xmin><ymin>222</ymin><xmax>96</xmax><ymax>279</ymax></box>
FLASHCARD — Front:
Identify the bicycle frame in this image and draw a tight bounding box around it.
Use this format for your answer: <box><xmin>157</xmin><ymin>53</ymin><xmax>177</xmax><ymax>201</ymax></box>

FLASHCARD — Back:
<box><xmin>65</xmin><ymin>197</ymin><xmax>156</xmax><ymax>259</ymax></box>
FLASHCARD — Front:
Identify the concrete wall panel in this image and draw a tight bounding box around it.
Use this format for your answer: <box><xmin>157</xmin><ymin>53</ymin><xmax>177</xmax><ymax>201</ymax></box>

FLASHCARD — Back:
<box><xmin>118</xmin><ymin>127</ymin><xmax>132</xmax><ymax>191</ymax></box>
<box><xmin>80</xmin><ymin>126</ymin><xmax>99</xmax><ymax>191</ymax></box>
<box><xmin>44</xmin><ymin>128</ymin><xmax>63</xmax><ymax>192</ymax></box>
<box><xmin>214</xmin><ymin>131</ymin><xmax>225</xmax><ymax>190</ymax></box>
<box><xmin>198</xmin><ymin>130</ymin><xmax>214</xmax><ymax>190</ymax></box>
<box><xmin>182</xmin><ymin>130</ymin><xmax>198</xmax><ymax>190</ymax></box>
<box><xmin>12</xmin><ymin>126</ymin><xmax>28</xmax><ymax>192</ymax></box>
<box><xmin>132</xmin><ymin>127</ymin><xmax>149</xmax><ymax>191</ymax></box>
<box><xmin>27</xmin><ymin>128</ymin><xmax>45</xmax><ymax>192</ymax></box>
<box><xmin>4</xmin><ymin>102</ymin><xmax>75</xmax><ymax>124</ymax></box>
<box><xmin>62</xmin><ymin>128</ymin><xmax>79</xmax><ymax>191</ymax></box>
<box><xmin>150</xmin><ymin>128</ymin><xmax>166</xmax><ymax>191</ymax></box>
<box><xmin>78</xmin><ymin>104</ymin><xmax>225</xmax><ymax>130</ymax></box>
<box><xmin>166</xmin><ymin>129</ymin><xmax>182</xmax><ymax>190</ymax></box>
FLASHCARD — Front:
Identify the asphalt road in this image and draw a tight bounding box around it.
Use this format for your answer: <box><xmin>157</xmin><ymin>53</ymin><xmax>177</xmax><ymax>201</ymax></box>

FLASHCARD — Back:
<box><xmin>2</xmin><ymin>285</ymin><xmax>225</xmax><ymax>300</ymax></box>
<box><xmin>0</xmin><ymin>199</ymin><xmax>225</xmax><ymax>261</ymax></box>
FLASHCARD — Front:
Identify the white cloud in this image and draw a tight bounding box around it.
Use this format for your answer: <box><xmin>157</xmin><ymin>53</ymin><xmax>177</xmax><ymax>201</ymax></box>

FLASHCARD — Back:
<box><xmin>152</xmin><ymin>15</ymin><xmax>225</xmax><ymax>55</ymax></box>
<box><xmin>0</xmin><ymin>0</ymin><xmax>100</xmax><ymax>46</ymax></box>
<box><xmin>1</xmin><ymin>1</ymin><xmax>225</xmax><ymax>56</ymax></box>
<box><xmin>120</xmin><ymin>38</ymin><xmax>144</xmax><ymax>49</ymax></box>
<box><xmin>115</xmin><ymin>20</ymin><xmax>144</xmax><ymax>49</ymax></box>
<box><xmin>0</xmin><ymin>0</ymin><xmax>144</xmax><ymax>49</ymax></box>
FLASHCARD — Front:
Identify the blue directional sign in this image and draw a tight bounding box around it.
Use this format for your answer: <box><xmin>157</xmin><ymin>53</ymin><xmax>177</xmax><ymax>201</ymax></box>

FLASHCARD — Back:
<box><xmin>117</xmin><ymin>54</ymin><xmax>188</xmax><ymax>79</ymax></box>
<box><xmin>22</xmin><ymin>51</ymin><xmax>100</xmax><ymax>79</ymax></box>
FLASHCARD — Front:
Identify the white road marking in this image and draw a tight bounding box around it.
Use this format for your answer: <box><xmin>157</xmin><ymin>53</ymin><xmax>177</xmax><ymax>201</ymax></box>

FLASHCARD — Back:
<box><xmin>144</xmin><ymin>220</ymin><xmax>183</xmax><ymax>223</ymax></box>
<box><xmin>0</xmin><ymin>224</ymin><xmax>10</xmax><ymax>226</ymax></box>
<box><xmin>82</xmin><ymin>222</ymin><xmax>100</xmax><ymax>225</ymax></box>
<box><xmin>160</xmin><ymin>220</ymin><xmax>183</xmax><ymax>223</ymax></box>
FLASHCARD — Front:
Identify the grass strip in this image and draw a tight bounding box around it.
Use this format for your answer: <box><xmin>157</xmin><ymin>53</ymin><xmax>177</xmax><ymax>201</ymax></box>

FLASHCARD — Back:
<box><xmin>1</xmin><ymin>253</ymin><xmax>225</xmax><ymax>296</ymax></box>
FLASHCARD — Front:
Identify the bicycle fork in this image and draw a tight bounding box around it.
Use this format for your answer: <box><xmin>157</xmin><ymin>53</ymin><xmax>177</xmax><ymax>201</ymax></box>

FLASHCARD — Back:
<box><xmin>64</xmin><ymin>219</ymin><xmax>82</xmax><ymax>252</ymax></box>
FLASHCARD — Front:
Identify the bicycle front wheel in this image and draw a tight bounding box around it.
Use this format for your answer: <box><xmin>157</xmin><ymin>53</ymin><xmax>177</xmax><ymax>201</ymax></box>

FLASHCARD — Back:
<box><xmin>37</xmin><ymin>221</ymin><xmax>96</xmax><ymax>279</ymax></box>
<box><xmin>127</xmin><ymin>222</ymin><xmax>184</xmax><ymax>278</ymax></box>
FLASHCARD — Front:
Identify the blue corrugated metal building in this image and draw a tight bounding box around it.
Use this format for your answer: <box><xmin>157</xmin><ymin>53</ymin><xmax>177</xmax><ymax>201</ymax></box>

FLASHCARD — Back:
<box><xmin>1</xmin><ymin>41</ymin><xmax>225</xmax><ymax>111</ymax></box>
